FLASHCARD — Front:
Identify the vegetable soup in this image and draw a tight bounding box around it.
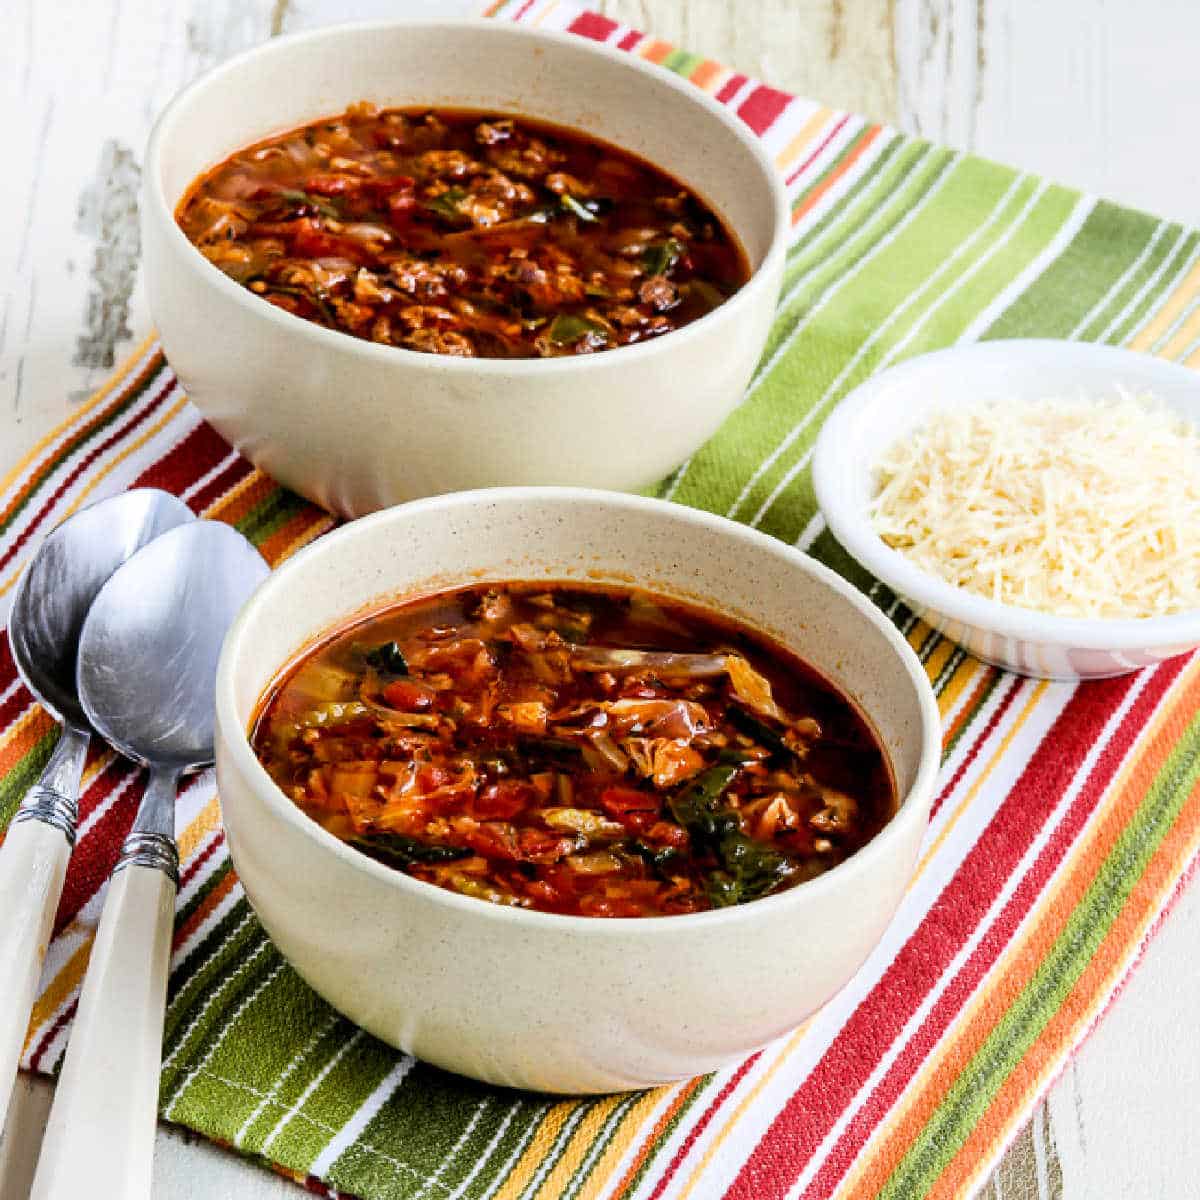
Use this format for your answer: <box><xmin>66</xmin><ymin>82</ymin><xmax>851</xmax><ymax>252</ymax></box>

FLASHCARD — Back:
<box><xmin>176</xmin><ymin>105</ymin><xmax>750</xmax><ymax>358</ymax></box>
<box><xmin>251</xmin><ymin>584</ymin><xmax>895</xmax><ymax>917</ymax></box>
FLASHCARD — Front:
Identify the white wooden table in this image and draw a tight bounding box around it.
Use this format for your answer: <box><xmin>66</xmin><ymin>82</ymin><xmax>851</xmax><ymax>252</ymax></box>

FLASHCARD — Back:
<box><xmin>3</xmin><ymin>3</ymin><xmax>1199</xmax><ymax>1197</ymax></box>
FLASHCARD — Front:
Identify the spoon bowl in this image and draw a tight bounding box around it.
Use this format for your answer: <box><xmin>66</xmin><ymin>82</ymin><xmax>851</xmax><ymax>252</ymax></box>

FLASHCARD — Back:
<box><xmin>76</xmin><ymin>519</ymin><xmax>270</xmax><ymax>771</ymax></box>
<box><xmin>10</xmin><ymin>489</ymin><xmax>195</xmax><ymax>729</ymax></box>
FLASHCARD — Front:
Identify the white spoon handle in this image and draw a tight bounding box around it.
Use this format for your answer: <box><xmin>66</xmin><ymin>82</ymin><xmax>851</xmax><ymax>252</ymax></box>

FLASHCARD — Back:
<box><xmin>29</xmin><ymin>863</ymin><xmax>176</xmax><ymax>1200</ymax></box>
<box><xmin>0</xmin><ymin>822</ymin><xmax>71</xmax><ymax>1131</ymax></box>
<box><xmin>30</xmin><ymin>769</ymin><xmax>179</xmax><ymax>1200</ymax></box>
<box><xmin>0</xmin><ymin>726</ymin><xmax>87</xmax><ymax>1135</ymax></box>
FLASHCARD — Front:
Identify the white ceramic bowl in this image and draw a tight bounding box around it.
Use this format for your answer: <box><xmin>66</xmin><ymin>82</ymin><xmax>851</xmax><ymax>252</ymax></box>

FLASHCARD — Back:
<box><xmin>215</xmin><ymin>488</ymin><xmax>940</xmax><ymax>1093</ymax></box>
<box><xmin>142</xmin><ymin>20</ymin><xmax>789</xmax><ymax>519</ymax></box>
<box><xmin>813</xmin><ymin>340</ymin><xmax>1200</xmax><ymax>679</ymax></box>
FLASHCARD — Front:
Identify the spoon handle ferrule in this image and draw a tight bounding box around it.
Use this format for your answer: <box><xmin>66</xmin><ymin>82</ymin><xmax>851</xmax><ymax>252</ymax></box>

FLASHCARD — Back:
<box><xmin>114</xmin><ymin>832</ymin><xmax>180</xmax><ymax>887</ymax></box>
<box><xmin>112</xmin><ymin>767</ymin><xmax>182</xmax><ymax>885</ymax></box>
<box><xmin>0</xmin><ymin>724</ymin><xmax>88</xmax><ymax>1135</ymax></box>
<box><xmin>13</xmin><ymin>791</ymin><xmax>78</xmax><ymax>842</ymax></box>
<box><xmin>12</xmin><ymin>724</ymin><xmax>89</xmax><ymax>843</ymax></box>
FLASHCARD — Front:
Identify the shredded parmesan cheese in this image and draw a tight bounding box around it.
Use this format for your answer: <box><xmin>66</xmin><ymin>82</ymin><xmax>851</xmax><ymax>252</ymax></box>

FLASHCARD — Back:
<box><xmin>870</xmin><ymin>392</ymin><xmax>1200</xmax><ymax>619</ymax></box>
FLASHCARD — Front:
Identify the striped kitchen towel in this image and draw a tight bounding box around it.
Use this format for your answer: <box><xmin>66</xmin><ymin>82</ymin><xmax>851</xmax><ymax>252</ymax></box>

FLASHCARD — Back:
<box><xmin>3</xmin><ymin>3</ymin><xmax>1200</xmax><ymax>1198</ymax></box>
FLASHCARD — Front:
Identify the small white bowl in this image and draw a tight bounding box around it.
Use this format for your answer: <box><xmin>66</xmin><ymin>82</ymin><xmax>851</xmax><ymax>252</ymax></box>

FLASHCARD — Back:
<box><xmin>215</xmin><ymin>488</ymin><xmax>940</xmax><ymax>1093</ymax></box>
<box><xmin>142</xmin><ymin>20</ymin><xmax>788</xmax><ymax>517</ymax></box>
<box><xmin>813</xmin><ymin>340</ymin><xmax>1200</xmax><ymax>680</ymax></box>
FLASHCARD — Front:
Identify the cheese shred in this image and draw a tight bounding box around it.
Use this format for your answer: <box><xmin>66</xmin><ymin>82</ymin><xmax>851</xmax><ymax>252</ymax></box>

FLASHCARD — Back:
<box><xmin>870</xmin><ymin>392</ymin><xmax>1200</xmax><ymax>620</ymax></box>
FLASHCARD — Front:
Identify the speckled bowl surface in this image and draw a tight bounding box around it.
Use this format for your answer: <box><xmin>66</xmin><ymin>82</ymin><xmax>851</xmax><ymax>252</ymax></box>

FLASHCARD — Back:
<box><xmin>142</xmin><ymin>20</ymin><xmax>789</xmax><ymax>518</ymax></box>
<box><xmin>215</xmin><ymin>488</ymin><xmax>941</xmax><ymax>1093</ymax></box>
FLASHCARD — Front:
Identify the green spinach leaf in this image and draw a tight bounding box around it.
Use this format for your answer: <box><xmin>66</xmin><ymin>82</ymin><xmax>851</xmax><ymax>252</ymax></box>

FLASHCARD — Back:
<box><xmin>631</xmin><ymin>841</ymin><xmax>683</xmax><ymax>873</ymax></box>
<box><xmin>361</xmin><ymin>641</ymin><xmax>409</xmax><ymax>676</ymax></box>
<box><xmin>547</xmin><ymin>313</ymin><xmax>610</xmax><ymax>347</ymax></box>
<box><xmin>641</xmin><ymin>237</ymin><xmax>684</xmax><ymax>277</ymax></box>
<box><xmin>423</xmin><ymin>188</ymin><xmax>469</xmax><ymax>221</ymax></box>
<box><xmin>669</xmin><ymin>765</ymin><xmax>798</xmax><ymax>906</ymax></box>
<box><xmin>527</xmin><ymin>195</ymin><xmax>610</xmax><ymax>224</ymax></box>
<box><xmin>726</xmin><ymin>705</ymin><xmax>790</xmax><ymax>762</ymax></box>
<box><xmin>350</xmin><ymin>834</ymin><xmax>471</xmax><ymax>868</ymax></box>
<box><xmin>278</xmin><ymin>188</ymin><xmax>342</xmax><ymax>220</ymax></box>
<box><xmin>705</xmin><ymin>831</ymin><xmax>797</xmax><ymax>907</ymax></box>
<box><xmin>516</xmin><ymin>736</ymin><xmax>584</xmax><ymax>767</ymax></box>
<box><xmin>668</xmin><ymin>766</ymin><xmax>739</xmax><ymax>845</ymax></box>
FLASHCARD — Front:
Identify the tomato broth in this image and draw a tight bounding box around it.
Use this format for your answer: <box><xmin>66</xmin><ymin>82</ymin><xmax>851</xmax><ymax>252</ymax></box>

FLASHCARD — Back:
<box><xmin>177</xmin><ymin>106</ymin><xmax>750</xmax><ymax>358</ymax></box>
<box><xmin>251</xmin><ymin>583</ymin><xmax>895</xmax><ymax>917</ymax></box>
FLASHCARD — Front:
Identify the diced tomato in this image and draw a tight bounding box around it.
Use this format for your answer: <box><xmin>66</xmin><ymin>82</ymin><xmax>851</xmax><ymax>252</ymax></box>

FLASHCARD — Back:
<box><xmin>541</xmin><ymin>865</ymin><xmax>578</xmax><ymax>899</ymax></box>
<box><xmin>407</xmin><ymin>764</ymin><xmax>474</xmax><ymax>814</ymax></box>
<box><xmin>475</xmin><ymin>780</ymin><xmax>535</xmax><ymax>819</ymax></box>
<box><xmin>246</xmin><ymin>220</ymin><xmax>297</xmax><ymax>238</ymax></box>
<box><xmin>363</xmin><ymin>174</ymin><xmax>415</xmax><ymax>198</ymax></box>
<box><xmin>289</xmin><ymin>218</ymin><xmax>367</xmax><ymax>262</ymax></box>
<box><xmin>302</xmin><ymin>173</ymin><xmax>361</xmax><ymax>196</ymax></box>
<box><xmin>642</xmin><ymin>820</ymin><xmax>689</xmax><ymax>849</ymax></box>
<box><xmin>382</xmin><ymin>679</ymin><xmax>433</xmax><ymax>711</ymax></box>
<box><xmin>524</xmin><ymin>879</ymin><xmax>566</xmax><ymax>908</ymax></box>
<box><xmin>579</xmin><ymin>894</ymin><xmax>643</xmax><ymax>918</ymax></box>
<box><xmin>517</xmin><ymin>828</ymin><xmax>573</xmax><ymax>861</ymax></box>
<box><xmin>600</xmin><ymin>786</ymin><xmax>661</xmax><ymax>832</ymax></box>
<box><xmin>416</xmin><ymin>764</ymin><xmax>453</xmax><ymax>791</ymax></box>
<box><xmin>463</xmin><ymin>822</ymin><xmax>522</xmax><ymax>861</ymax></box>
<box><xmin>292</xmin><ymin>226</ymin><xmax>350</xmax><ymax>259</ymax></box>
<box><xmin>600</xmin><ymin>786</ymin><xmax>660</xmax><ymax>817</ymax></box>
<box><xmin>386</xmin><ymin>191</ymin><xmax>416</xmax><ymax>229</ymax></box>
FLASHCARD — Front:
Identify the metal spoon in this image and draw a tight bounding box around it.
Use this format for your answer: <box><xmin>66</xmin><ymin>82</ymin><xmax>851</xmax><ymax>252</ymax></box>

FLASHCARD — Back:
<box><xmin>0</xmin><ymin>490</ymin><xmax>192</xmax><ymax>1133</ymax></box>
<box><xmin>28</xmin><ymin>519</ymin><xmax>268</xmax><ymax>1200</ymax></box>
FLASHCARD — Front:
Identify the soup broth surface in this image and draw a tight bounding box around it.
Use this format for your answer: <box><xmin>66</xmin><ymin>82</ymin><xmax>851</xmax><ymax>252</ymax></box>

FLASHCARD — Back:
<box><xmin>252</xmin><ymin>583</ymin><xmax>896</xmax><ymax>918</ymax></box>
<box><xmin>177</xmin><ymin>105</ymin><xmax>750</xmax><ymax>358</ymax></box>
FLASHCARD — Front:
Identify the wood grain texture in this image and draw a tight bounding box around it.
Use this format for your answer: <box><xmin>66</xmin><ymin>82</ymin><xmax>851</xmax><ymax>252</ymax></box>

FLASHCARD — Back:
<box><xmin>895</xmin><ymin>0</ymin><xmax>985</xmax><ymax>145</ymax></box>
<box><xmin>0</xmin><ymin>0</ymin><xmax>280</xmax><ymax>463</ymax></box>
<box><xmin>895</xmin><ymin>0</ymin><xmax>1200</xmax><ymax>225</ymax></box>
<box><xmin>2</xmin><ymin>3</ymin><xmax>1199</xmax><ymax>1198</ymax></box>
<box><xmin>597</xmin><ymin>0</ymin><xmax>898</xmax><ymax>120</ymax></box>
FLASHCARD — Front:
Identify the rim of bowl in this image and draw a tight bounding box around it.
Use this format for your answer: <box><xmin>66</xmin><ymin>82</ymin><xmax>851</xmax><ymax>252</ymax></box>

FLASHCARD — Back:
<box><xmin>813</xmin><ymin>341</ymin><xmax>1200</xmax><ymax>654</ymax></box>
<box><xmin>143</xmin><ymin>18</ymin><xmax>791</xmax><ymax>377</ymax></box>
<box><xmin>216</xmin><ymin>487</ymin><xmax>942</xmax><ymax>935</ymax></box>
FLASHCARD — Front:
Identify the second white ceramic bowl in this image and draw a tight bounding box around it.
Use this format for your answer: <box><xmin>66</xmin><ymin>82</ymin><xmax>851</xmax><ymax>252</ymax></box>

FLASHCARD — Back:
<box><xmin>143</xmin><ymin>20</ymin><xmax>789</xmax><ymax>518</ymax></box>
<box><xmin>215</xmin><ymin>489</ymin><xmax>940</xmax><ymax>1093</ymax></box>
<box><xmin>813</xmin><ymin>340</ymin><xmax>1200</xmax><ymax>679</ymax></box>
